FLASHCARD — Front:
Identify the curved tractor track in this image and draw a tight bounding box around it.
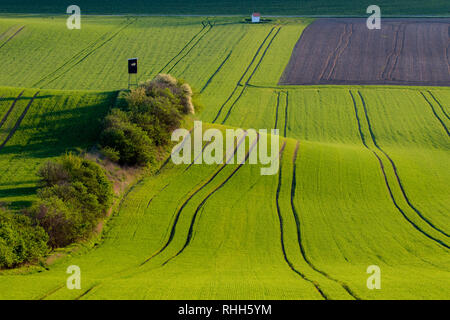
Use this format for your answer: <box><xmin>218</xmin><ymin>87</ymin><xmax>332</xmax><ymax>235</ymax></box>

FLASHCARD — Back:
<box><xmin>274</xmin><ymin>142</ymin><xmax>328</xmax><ymax>300</ymax></box>
<box><xmin>349</xmin><ymin>90</ymin><xmax>449</xmax><ymax>249</ymax></box>
<box><xmin>140</xmin><ymin>132</ymin><xmax>250</xmax><ymax>266</ymax></box>
<box><xmin>160</xmin><ymin>134</ymin><xmax>261</xmax><ymax>266</ymax></box>
<box><xmin>289</xmin><ymin>142</ymin><xmax>361</xmax><ymax>300</ymax></box>
<box><xmin>212</xmin><ymin>26</ymin><xmax>281</xmax><ymax>124</ymax></box>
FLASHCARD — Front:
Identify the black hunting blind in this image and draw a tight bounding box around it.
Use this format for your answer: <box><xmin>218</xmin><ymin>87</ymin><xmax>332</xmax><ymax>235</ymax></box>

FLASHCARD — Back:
<box><xmin>128</xmin><ymin>58</ymin><xmax>138</xmax><ymax>89</ymax></box>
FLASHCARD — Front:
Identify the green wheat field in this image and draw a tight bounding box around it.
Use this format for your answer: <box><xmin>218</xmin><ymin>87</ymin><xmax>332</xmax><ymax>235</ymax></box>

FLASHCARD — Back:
<box><xmin>0</xmin><ymin>4</ymin><xmax>449</xmax><ymax>300</ymax></box>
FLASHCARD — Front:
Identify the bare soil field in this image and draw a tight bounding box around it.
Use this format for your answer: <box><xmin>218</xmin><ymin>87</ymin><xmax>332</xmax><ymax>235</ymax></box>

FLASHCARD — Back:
<box><xmin>280</xmin><ymin>18</ymin><xmax>450</xmax><ymax>86</ymax></box>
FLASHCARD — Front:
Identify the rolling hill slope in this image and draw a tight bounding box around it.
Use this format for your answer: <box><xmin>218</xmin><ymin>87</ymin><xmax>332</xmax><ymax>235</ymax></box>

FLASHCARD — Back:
<box><xmin>0</xmin><ymin>87</ymin><xmax>116</xmax><ymax>209</ymax></box>
<box><xmin>0</xmin><ymin>15</ymin><xmax>448</xmax><ymax>300</ymax></box>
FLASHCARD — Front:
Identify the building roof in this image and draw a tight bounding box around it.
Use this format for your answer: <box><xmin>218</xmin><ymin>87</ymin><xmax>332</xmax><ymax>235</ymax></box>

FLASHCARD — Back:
<box><xmin>252</xmin><ymin>13</ymin><xmax>261</xmax><ymax>17</ymax></box>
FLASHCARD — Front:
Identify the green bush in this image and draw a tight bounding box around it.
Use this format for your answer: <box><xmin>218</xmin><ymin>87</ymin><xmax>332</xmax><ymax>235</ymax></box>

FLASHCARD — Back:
<box><xmin>30</xmin><ymin>154</ymin><xmax>113</xmax><ymax>248</ymax></box>
<box><xmin>0</xmin><ymin>209</ymin><xmax>48</xmax><ymax>268</ymax></box>
<box><xmin>100</xmin><ymin>109</ymin><xmax>155</xmax><ymax>166</ymax></box>
<box><xmin>99</xmin><ymin>74</ymin><xmax>196</xmax><ymax>167</ymax></box>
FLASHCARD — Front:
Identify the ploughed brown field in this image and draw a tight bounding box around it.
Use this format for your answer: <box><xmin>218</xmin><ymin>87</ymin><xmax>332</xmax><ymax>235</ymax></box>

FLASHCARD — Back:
<box><xmin>280</xmin><ymin>18</ymin><xmax>450</xmax><ymax>86</ymax></box>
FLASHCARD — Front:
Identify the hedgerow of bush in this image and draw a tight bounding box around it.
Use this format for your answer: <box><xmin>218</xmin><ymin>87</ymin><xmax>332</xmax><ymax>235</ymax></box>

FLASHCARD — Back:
<box><xmin>28</xmin><ymin>154</ymin><xmax>113</xmax><ymax>248</ymax></box>
<box><xmin>100</xmin><ymin>74</ymin><xmax>196</xmax><ymax>166</ymax></box>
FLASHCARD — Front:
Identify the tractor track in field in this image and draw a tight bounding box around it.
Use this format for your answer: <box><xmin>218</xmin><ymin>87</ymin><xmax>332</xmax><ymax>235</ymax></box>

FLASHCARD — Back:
<box><xmin>283</xmin><ymin>91</ymin><xmax>289</xmax><ymax>137</ymax></box>
<box><xmin>0</xmin><ymin>90</ymin><xmax>24</xmax><ymax>129</ymax></box>
<box><xmin>381</xmin><ymin>23</ymin><xmax>407</xmax><ymax>80</ymax></box>
<box><xmin>146</xmin><ymin>140</ymin><xmax>213</xmax><ymax>208</ymax></box>
<box><xmin>427</xmin><ymin>90</ymin><xmax>450</xmax><ymax>120</ymax></box>
<box><xmin>387</xmin><ymin>24</ymin><xmax>407</xmax><ymax>80</ymax></box>
<box><xmin>140</xmin><ymin>132</ymin><xmax>249</xmax><ymax>266</ymax></box>
<box><xmin>420</xmin><ymin>92</ymin><xmax>450</xmax><ymax>136</ymax></box>
<box><xmin>359</xmin><ymin>91</ymin><xmax>449</xmax><ymax>238</ymax></box>
<box><xmin>33</xmin><ymin>18</ymin><xmax>137</xmax><ymax>88</ymax></box>
<box><xmin>275</xmin><ymin>142</ymin><xmax>328</xmax><ymax>300</ymax></box>
<box><xmin>154</xmin><ymin>128</ymin><xmax>193</xmax><ymax>175</ymax></box>
<box><xmin>212</xmin><ymin>27</ymin><xmax>276</xmax><ymax>123</ymax></box>
<box><xmin>200</xmin><ymin>51</ymin><xmax>232</xmax><ymax>93</ymax></box>
<box><xmin>160</xmin><ymin>134</ymin><xmax>260</xmax><ymax>266</ymax></box>
<box><xmin>290</xmin><ymin>142</ymin><xmax>361</xmax><ymax>300</ymax></box>
<box><xmin>38</xmin><ymin>284</ymin><xmax>65</xmax><ymax>300</ymax></box>
<box><xmin>166</xmin><ymin>23</ymin><xmax>214</xmax><ymax>74</ymax></box>
<box><xmin>274</xmin><ymin>91</ymin><xmax>281</xmax><ymax>129</ymax></box>
<box><xmin>220</xmin><ymin>27</ymin><xmax>282</xmax><ymax>125</ymax></box>
<box><xmin>0</xmin><ymin>26</ymin><xmax>24</xmax><ymax>50</ymax></box>
<box><xmin>74</xmin><ymin>284</ymin><xmax>100</xmax><ymax>300</ymax></box>
<box><xmin>200</xmin><ymin>26</ymin><xmax>248</xmax><ymax>93</ymax></box>
<box><xmin>321</xmin><ymin>23</ymin><xmax>353</xmax><ymax>81</ymax></box>
<box><xmin>318</xmin><ymin>23</ymin><xmax>347</xmax><ymax>81</ymax></box>
<box><xmin>0</xmin><ymin>91</ymin><xmax>39</xmax><ymax>152</ymax></box>
<box><xmin>350</xmin><ymin>90</ymin><xmax>449</xmax><ymax>249</ymax></box>
<box><xmin>158</xmin><ymin>23</ymin><xmax>208</xmax><ymax>74</ymax></box>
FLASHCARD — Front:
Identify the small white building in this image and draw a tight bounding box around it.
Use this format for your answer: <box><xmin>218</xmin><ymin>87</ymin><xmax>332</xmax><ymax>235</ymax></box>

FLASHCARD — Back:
<box><xmin>252</xmin><ymin>13</ymin><xmax>261</xmax><ymax>23</ymax></box>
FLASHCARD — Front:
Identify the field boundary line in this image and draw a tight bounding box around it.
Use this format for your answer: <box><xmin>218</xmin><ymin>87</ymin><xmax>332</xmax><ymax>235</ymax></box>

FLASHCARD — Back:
<box><xmin>350</xmin><ymin>90</ymin><xmax>449</xmax><ymax>248</ymax></box>
<box><xmin>0</xmin><ymin>90</ymin><xmax>24</xmax><ymax>129</ymax></box>
<box><xmin>275</xmin><ymin>142</ymin><xmax>328</xmax><ymax>300</ymax></box>
<box><xmin>160</xmin><ymin>134</ymin><xmax>260</xmax><ymax>266</ymax></box>
<box><xmin>290</xmin><ymin>141</ymin><xmax>361</xmax><ymax>300</ymax></box>
<box><xmin>0</xmin><ymin>91</ymin><xmax>39</xmax><ymax>152</ymax></box>
<box><xmin>420</xmin><ymin>91</ymin><xmax>450</xmax><ymax>136</ymax></box>
<box><xmin>139</xmin><ymin>132</ymin><xmax>249</xmax><ymax>266</ymax></box>
<box><xmin>0</xmin><ymin>25</ymin><xmax>24</xmax><ymax>50</ymax></box>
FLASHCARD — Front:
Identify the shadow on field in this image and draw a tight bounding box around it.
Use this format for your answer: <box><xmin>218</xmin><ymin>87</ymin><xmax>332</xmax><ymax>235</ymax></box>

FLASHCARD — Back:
<box><xmin>0</xmin><ymin>186</ymin><xmax>37</xmax><ymax>198</ymax></box>
<box><xmin>0</xmin><ymin>95</ymin><xmax>53</xmax><ymax>102</ymax></box>
<box><xmin>0</xmin><ymin>102</ymin><xmax>109</xmax><ymax>159</ymax></box>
